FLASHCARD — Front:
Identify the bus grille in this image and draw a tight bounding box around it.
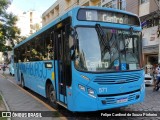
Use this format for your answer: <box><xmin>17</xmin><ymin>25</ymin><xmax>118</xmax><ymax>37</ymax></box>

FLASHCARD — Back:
<box><xmin>94</xmin><ymin>72</ymin><xmax>141</xmax><ymax>85</ymax></box>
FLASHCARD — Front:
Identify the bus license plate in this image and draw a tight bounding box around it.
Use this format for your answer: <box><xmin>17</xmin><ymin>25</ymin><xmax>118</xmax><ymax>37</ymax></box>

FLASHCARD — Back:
<box><xmin>117</xmin><ymin>98</ymin><xmax>128</xmax><ymax>103</ymax></box>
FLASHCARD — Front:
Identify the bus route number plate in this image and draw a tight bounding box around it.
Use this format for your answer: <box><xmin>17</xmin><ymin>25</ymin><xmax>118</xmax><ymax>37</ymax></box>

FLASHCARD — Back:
<box><xmin>117</xmin><ymin>97</ymin><xmax>128</xmax><ymax>103</ymax></box>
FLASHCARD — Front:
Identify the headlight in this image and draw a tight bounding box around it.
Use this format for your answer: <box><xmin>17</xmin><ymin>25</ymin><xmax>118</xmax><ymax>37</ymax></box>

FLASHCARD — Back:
<box><xmin>78</xmin><ymin>84</ymin><xmax>85</xmax><ymax>91</ymax></box>
<box><xmin>88</xmin><ymin>88</ymin><xmax>96</xmax><ymax>98</ymax></box>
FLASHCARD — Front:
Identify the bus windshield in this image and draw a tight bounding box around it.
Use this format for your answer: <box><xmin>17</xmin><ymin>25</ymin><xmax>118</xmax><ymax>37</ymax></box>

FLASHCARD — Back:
<box><xmin>75</xmin><ymin>27</ymin><xmax>141</xmax><ymax>72</ymax></box>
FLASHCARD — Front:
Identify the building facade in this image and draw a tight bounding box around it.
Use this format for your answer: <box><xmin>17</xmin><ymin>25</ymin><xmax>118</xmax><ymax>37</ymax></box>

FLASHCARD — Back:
<box><xmin>42</xmin><ymin>0</ymin><xmax>101</xmax><ymax>26</ymax></box>
<box><xmin>16</xmin><ymin>10</ymin><xmax>42</xmax><ymax>37</ymax></box>
<box><xmin>42</xmin><ymin>0</ymin><xmax>160</xmax><ymax>67</ymax></box>
<box><xmin>139</xmin><ymin>0</ymin><xmax>160</xmax><ymax>66</ymax></box>
<box><xmin>42</xmin><ymin>0</ymin><xmax>140</xmax><ymax>26</ymax></box>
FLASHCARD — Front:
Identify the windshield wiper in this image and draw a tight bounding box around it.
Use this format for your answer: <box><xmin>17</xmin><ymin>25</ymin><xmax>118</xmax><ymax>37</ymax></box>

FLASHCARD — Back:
<box><xmin>95</xmin><ymin>24</ymin><xmax>110</xmax><ymax>52</ymax></box>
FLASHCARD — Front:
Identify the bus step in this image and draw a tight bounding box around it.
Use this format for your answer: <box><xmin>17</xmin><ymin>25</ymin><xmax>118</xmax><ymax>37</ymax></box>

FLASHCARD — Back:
<box><xmin>57</xmin><ymin>101</ymin><xmax>67</xmax><ymax>108</ymax></box>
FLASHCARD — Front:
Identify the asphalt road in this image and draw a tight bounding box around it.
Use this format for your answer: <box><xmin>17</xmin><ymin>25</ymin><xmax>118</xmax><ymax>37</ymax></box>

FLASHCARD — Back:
<box><xmin>0</xmin><ymin>68</ymin><xmax>160</xmax><ymax>120</ymax></box>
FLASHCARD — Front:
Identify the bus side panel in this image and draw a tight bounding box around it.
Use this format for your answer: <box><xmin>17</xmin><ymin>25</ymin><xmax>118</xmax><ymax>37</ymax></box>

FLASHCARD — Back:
<box><xmin>30</xmin><ymin>61</ymin><xmax>55</xmax><ymax>97</ymax></box>
<box><xmin>19</xmin><ymin>61</ymin><xmax>55</xmax><ymax>98</ymax></box>
<box><xmin>32</xmin><ymin>62</ymin><xmax>45</xmax><ymax>95</ymax></box>
<box><xmin>20</xmin><ymin>63</ymin><xmax>32</xmax><ymax>89</ymax></box>
<box><xmin>38</xmin><ymin>61</ymin><xmax>56</xmax><ymax>97</ymax></box>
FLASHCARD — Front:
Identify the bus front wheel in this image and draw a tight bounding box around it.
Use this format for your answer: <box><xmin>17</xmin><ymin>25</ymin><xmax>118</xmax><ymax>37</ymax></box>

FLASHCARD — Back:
<box><xmin>48</xmin><ymin>84</ymin><xmax>58</xmax><ymax>109</ymax></box>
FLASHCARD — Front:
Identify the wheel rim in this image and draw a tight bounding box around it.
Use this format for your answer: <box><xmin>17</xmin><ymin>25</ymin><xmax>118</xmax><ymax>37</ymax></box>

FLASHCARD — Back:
<box><xmin>49</xmin><ymin>85</ymin><xmax>56</xmax><ymax>103</ymax></box>
<box><xmin>50</xmin><ymin>91</ymin><xmax>55</xmax><ymax>102</ymax></box>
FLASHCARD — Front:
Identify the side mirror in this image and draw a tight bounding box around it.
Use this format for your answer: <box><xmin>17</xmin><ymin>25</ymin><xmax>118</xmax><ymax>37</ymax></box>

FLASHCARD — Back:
<box><xmin>71</xmin><ymin>50</ymin><xmax>75</xmax><ymax>60</ymax></box>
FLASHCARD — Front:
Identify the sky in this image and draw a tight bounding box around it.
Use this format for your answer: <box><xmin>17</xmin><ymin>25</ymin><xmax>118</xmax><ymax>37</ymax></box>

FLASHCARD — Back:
<box><xmin>7</xmin><ymin>0</ymin><xmax>57</xmax><ymax>17</ymax></box>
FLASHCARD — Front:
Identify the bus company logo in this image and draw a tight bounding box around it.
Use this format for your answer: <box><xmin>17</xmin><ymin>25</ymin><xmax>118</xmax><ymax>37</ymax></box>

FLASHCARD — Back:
<box><xmin>2</xmin><ymin>112</ymin><xmax>11</xmax><ymax>117</ymax></box>
<box><xmin>116</xmin><ymin>80</ymin><xmax>126</xmax><ymax>83</ymax></box>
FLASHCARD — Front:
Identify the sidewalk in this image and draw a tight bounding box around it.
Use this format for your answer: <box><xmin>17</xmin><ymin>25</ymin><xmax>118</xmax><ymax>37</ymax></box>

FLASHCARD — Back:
<box><xmin>0</xmin><ymin>93</ymin><xmax>7</xmax><ymax>111</ymax></box>
<box><xmin>0</xmin><ymin>92</ymin><xmax>11</xmax><ymax>120</ymax></box>
<box><xmin>0</xmin><ymin>69</ymin><xmax>61</xmax><ymax>120</ymax></box>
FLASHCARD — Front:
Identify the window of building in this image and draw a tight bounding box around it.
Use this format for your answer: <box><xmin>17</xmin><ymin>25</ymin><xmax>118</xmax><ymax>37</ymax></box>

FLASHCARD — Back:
<box><xmin>153</xmin><ymin>17</ymin><xmax>160</xmax><ymax>26</ymax></box>
<box><xmin>82</xmin><ymin>2</ymin><xmax>89</xmax><ymax>6</ymax></box>
<box><xmin>97</xmin><ymin>2</ymin><xmax>101</xmax><ymax>6</ymax></box>
<box><xmin>120</xmin><ymin>0</ymin><xmax>126</xmax><ymax>10</ymax></box>
<box><xmin>112</xmin><ymin>0</ymin><xmax>117</xmax><ymax>9</ymax></box>
<box><xmin>43</xmin><ymin>17</ymin><xmax>46</xmax><ymax>22</ymax></box>
<box><xmin>140</xmin><ymin>0</ymin><xmax>149</xmax><ymax>4</ymax></box>
<box><xmin>142</xmin><ymin>17</ymin><xmax>160</xmax><ymax>28</ymax></box>
<box><xmin>103</xmin><ymin>1</ymin><xmax>112</xmax><ymax>8</ymax></box>
<box><xmin>102</xmin><ymin>0</ymin><xmax>126</xmax><ymax>10</ymax></box>
<box><xmin>51</xmin><ymin>10</ymin><xmax>54</xmax><ymax>16</ymax></box>
<box><xmin>47</xmin><ymin>14</ymin><xmax>50</xmax><ymax>19</ymax></box>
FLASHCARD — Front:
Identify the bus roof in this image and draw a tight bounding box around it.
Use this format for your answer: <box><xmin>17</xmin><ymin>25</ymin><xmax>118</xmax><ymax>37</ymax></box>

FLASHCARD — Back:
<box><xmin>14</xmin><ymin>6</ymin><xmax>139</xmax><ymax>49</ymax></box>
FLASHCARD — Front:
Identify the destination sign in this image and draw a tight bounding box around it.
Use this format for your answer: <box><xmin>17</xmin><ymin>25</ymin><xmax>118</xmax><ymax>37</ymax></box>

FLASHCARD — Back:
<box><xmin>77</xmin><ymin>9</ymin><xmax>140</xmax><ymax>26</ymax></box>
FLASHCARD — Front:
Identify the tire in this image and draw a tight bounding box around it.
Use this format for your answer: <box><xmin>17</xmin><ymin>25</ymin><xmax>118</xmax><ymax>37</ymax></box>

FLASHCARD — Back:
<box><xmin>20</xmin><ymin>75</ymin><xmax>25</xmax><ymax>88</ymax></box>
<box><xmin>48</xmin><ymin>84</ymin><xmax>58</xmax><ymax>109</ymax></box>
<box><xmin>155</xmin><ymin>86</ymin><xmax>159</xmax><ymax>91</ymax></box>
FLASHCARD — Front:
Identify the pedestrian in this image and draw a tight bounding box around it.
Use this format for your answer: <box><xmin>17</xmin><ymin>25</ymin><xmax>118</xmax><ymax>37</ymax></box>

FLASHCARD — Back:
<box><xmin>2</xmin><ymin>63</ymin><xmax>6</xmax><ymax>74</ymax></box>
<box><xmin>153</xmin><ymin>65</ymin><xmax>157</xmax><ymax>87</ymax></box>
<box><xmin>153</xmin><ymin>63</ymin><xmax>160</xmax><ymax>91</ymax></box>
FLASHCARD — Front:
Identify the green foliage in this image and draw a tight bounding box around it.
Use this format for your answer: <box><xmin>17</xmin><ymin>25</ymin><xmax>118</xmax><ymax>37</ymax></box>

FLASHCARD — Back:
<box><xmin>0</xmin><ymin>0</ymin><xmax>20</xmax><ymax>52</ymax></box>
<box><xmin>0</xmin><ymin>0</ymin><xmax>10</xmax><ymax>15</ymax></box>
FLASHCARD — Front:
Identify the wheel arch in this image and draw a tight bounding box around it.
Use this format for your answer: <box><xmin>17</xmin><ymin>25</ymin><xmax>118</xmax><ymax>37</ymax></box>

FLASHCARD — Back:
<box><xmin>45</xmin><ymin>79</ymin><xmax>55</xmax><ymax>98</ymax></box>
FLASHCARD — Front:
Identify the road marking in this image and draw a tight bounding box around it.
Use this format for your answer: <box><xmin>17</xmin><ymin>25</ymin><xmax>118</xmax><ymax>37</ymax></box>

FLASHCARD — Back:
<box><xmin>0</xmin><ymin>74</ymin><xmax>67</xmax><ymax>120</ymax></box>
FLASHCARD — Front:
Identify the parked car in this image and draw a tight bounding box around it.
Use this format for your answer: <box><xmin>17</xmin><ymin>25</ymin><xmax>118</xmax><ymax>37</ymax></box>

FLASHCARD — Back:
<box><xmin>145</xmin><ymin>73</ymin><xmax>154</xmax><ymax>86</ymax></box>
<box><xmin>0</xmin><ymin>64</ymin><xmax>6</xmax><ymax>71</ymax></box>
<box><xmin>0</xmin><ymin>64</ymin><xmax>2</xmax><ymax>70</ymax></box>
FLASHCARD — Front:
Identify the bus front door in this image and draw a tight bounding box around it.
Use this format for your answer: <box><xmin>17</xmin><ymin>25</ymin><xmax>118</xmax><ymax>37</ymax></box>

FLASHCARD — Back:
<box><xmin>56</xmin><ymin>29</ymin><xmax>67</xmax><ymax>105</ymax></box>
<box><xmin>55</xmin><ymin>22</ymin><xmax>72</xmax><ymax>106</ymax></box>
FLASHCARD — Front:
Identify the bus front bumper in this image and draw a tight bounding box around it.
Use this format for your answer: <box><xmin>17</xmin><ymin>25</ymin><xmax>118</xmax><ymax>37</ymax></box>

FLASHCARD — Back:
<box><xmin>68</xmin><ymin>86</ymin><xmax>145</xmax><ymax>112</ymax></box>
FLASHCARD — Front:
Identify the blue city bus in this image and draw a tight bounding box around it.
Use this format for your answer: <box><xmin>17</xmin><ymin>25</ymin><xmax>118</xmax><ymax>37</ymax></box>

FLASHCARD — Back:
<box><xmin>14</xmin><ymin>6</ymin><xmax>145</xmax><ymax>112</ymax></box>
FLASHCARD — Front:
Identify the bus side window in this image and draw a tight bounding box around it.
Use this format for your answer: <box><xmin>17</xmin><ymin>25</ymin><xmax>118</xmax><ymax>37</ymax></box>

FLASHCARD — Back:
<box><xmin>44</xmin><ymin>31</ymin><xmax>54</xmax><ymax>60</ymax></box>
<box><xmin>20</xmin><ymin>46</ymin><xmax>25</xmax><ymax>62</ymax></box>
<box><xmin>24</xmin><ymin>43</ymin><xmax>30</xmax><ymax>62</ymax></box>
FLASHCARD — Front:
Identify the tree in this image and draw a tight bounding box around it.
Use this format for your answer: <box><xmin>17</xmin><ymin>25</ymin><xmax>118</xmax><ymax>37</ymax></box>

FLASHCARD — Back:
<box><xmin>0</xmin><ymin>0</ymin><xmax>20</xmax><ymax>52</ymax></box>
